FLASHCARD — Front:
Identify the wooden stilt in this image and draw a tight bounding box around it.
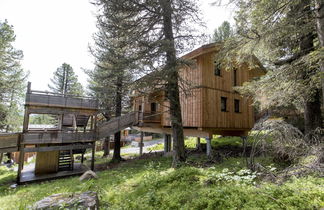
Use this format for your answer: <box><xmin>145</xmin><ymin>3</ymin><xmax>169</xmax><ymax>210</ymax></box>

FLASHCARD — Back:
<box><xmin>168</xmin><ymin>135</ymin><xmax>172</xmax><ymax>152</ymax></box>
<box><xmin>196</xmin><ymin>137</ymin><xmax>202</xmax><ymax>151</ymax></box>
<box><xmin>81</xmin><ymin>153</ymin><xmax>84</xmax><ymax>163</ymax></box>
<box><xmin>91</xmin><ymin>142</ymin><xmax>95</xmax><ymax>171</ymax></box>
<box><xmin>206</xmin><ymin>137</ymin><xmax>212</xmax><ymax>157</ymax></box>
<box><xmin>139</xmin><ymin>131</ymin><xmax>144</xmax><ymax>155</ymax></box>
<box><xmin>17</xmin><ymin>147</ymin><xmax>25</xmax><ymax>184</ymax></box>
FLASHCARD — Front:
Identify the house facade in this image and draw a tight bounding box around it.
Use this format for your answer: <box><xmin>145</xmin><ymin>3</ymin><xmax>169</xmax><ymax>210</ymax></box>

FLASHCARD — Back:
<box><xmin>132</xmin><ymin>43</ymin><xmax>265</xmax><ymax>139</ymax></box>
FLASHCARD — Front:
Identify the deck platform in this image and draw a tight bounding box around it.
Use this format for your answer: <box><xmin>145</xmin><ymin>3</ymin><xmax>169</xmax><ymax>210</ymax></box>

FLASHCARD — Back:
<box><xmin>19</xmin><ymin>163</ymin><xmax>88</xmax><ymax>183</ymax></box>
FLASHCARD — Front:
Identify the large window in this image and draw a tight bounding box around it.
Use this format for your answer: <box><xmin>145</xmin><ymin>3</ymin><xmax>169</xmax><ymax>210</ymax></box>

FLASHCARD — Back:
<box><xmin>221</xmin><ymin>97</ymin><xmax>227</xmax><ymax>112</ymax></box>
<box><xmin>234</xmin><ymin>99</ymin><xmax>240</xmax><ymax>113</ymax></box>
<box><xmin>214</xmin><ymin>62</ymin><xmax>221</xmax><ymax>76</ymax></box>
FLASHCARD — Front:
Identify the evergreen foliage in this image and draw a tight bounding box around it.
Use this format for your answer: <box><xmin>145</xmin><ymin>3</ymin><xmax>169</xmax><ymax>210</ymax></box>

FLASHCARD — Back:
<box><xmin>48</xmin><ymin>63</ymin><xmax>83</xmax><ymax>96</ymax></box>
<box><xmin>216</xmin><ymin>0</ymin><xmax>323</xmax><ymax>133</ymax></box>
<box><xmin>0</xmin><ymin>20</ymin><xmax>27</xmax><ymax>132</ymax></box>
<box><xmin>92</xmin><ymin>0</ymin><xmax>204</xmax><ymax>166</ymax></box>
<box><xmin>213</xmin><ymin>21</ymin><xmax>234</xmax><ymax>42</ymax></box>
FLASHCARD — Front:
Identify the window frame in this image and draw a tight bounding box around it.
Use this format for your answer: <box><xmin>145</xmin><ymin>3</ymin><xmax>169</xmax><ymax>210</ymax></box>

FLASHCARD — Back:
<box><xmin>221</xmin><ymin>97</ymin><xmax>227</xmax><ymax>112</ymax></box>
<box><xmin>234</xmin><ymin>99</ymin><xmax>240</xmax><ymax>113</ymax></box>
<box><xmin>214</xmin><ymin>62</ymin><xmax>221</xmax><ymax>76</ymax></box>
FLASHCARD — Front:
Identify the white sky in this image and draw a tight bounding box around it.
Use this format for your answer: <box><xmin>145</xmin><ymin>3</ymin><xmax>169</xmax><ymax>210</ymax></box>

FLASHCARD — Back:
<box><xmin>0</xmin><ymin>0</ymin><xmax>234</xmax><ymax>91</ymax></box>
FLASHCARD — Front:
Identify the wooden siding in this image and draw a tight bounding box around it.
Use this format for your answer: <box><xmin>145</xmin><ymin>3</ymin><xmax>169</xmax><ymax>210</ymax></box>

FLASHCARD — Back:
<box><xmin>199</xmin><ymin>51</ymin><xmax>255</xmax><ymax>129</ymax></box>
<box><xmin>22</xmin><ymin>131</ymin><xmax>96</xmax><ymax>144</ymax></box>
<box><xmin>26</xmin><ymin>92</ymin><xmax>98</xmax><ymax>110</ymax></box>
<box><xmin>132</xmin><ymin>43</ymin><xmax>265</xmax><ymax>135</ymax></box>
<box><xmin>35</xmin><ymin>151</ymin><xmax>59</xmax><ymax>175</ymax></box>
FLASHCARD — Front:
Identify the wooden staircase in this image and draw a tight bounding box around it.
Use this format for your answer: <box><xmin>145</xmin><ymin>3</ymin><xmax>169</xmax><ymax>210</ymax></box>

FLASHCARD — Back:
<box><xmin>98</xmin><ymin>111</ymin><xmax>139</xmax><ymax>139</ymax></box>
<box><xmin>58</xmin><ymin>150</ymin><xmax>73</xmax><ymax>171</ymax></box>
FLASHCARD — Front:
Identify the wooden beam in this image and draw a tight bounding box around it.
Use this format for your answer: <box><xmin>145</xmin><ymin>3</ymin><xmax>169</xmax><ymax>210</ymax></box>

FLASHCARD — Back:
<box><xmin>91</xmin><ymin>142</ymin><xmax>95</xmax><ymax>170</ymax></box>
<box><xmin>206</xmin><ymin>137</ymin><xmax>212</xmax><ymax>157</ymax></box>
<box><xmin>17</xmin><ymin>145</ymin><xmax>25</xmax><ymax>183</ymax></box>
<box><xmin>23</xmin><ymin>144</ymin><xmax>93</xmax><ymax>152</ymax></box>
<box><xmin>139</xmin><ymin>132</ymin><xmax>144</xmax><ymax>155</ymax></box>
<box><xmin>0</xmin><ymin>147</ymin><xmax>18</xmax><ymax>153</ymax></box>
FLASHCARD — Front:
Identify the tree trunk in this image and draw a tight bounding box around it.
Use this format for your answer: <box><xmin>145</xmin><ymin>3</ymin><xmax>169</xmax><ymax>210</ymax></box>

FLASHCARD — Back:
<box><xmin>315</xmin><ymin>0</ymin><xmax>324</xmax><ymax>106</ymax></box>
<box><xmin>159</xmin><ymin>0</ymin><xmax>186</xmax><ymax>167</ymax></box>
<box><xmin>300</xmin><ymin>0</ymin><xmax>323</xmax><ymax>133</ymax></box>
<box><xmin>304</xmin><ymin>90</ymin><xmax>322</xmax><ymax>134</ymax></box>
<box><xmin>112</xmin><ymin>74</ymin><xmax>123</xmax><ymax>162</ymax></box>
<box><xmin>103</xmin><ymin>136</ymin><xmax>110</xmax><ymax>157</ymax></box>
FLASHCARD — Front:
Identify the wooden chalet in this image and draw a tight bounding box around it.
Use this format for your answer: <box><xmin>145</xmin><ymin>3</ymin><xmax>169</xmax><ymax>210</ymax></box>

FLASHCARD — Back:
<box><xmin>132</xmin><ymin>43</ymin><xmax>265</xmax><ymax>154</ymax></box>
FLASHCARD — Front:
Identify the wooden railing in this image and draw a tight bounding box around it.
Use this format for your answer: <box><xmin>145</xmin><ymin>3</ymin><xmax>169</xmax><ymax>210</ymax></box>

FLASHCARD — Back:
<box><xmin>139</xmin><ymin>112</ymin><xmax>162</xmax><ymax>123</ymax></box>
<box><xmin>98</xmin><ymin>112</ymin><xmax>138</xmax><ymax>139</ymax></box>
<box><xmin>22</xmin><ymin>131</ymin><xmax>96</xmax><ymax>144</ymax></box>
<box><xmin>0</xmin><ymin>133</ymin><xmax>20</xmax><ymax>152</ymax></box>
<box><xmin>25</xmin><ymin>90</ymin><xmax>98</xmax><ymax>110</ymax></box>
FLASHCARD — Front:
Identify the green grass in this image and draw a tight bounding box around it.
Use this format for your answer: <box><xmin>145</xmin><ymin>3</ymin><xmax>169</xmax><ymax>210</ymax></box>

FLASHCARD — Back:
<box><xmin>149</xmin><ymin>136</ymin><xmax>249</xmax><ymax>151</ymax></box>
<box><xmin>0</xmin><ymin>155</ymin><xmax>323</xmax><ymax>209</ymax></box>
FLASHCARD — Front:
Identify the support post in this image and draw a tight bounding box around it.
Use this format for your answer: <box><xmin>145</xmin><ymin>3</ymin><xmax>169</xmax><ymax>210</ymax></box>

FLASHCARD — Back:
<box><xmin>168</xmin><ymin>135</ymin><xmax>172</xmax><ymax>152</ymax></box>
<box><xmin>164</xmin><ymin>134</ymin><xmax>172</xmax><ymax>154</ymax></box>
<box><xmin>139</xmin><ymin>132</ymin><xmax>144</xmax><ymax>155</ymax></box>
<box><xmin>91</xmin><ymin>142</ymin><xmax>95</xmax><ymax>171</ymax></box>
<box><xmin>17</xmin><ymin>146</ymin><xmax>24</xmax><ymax>184</ymax></box>
<box><xmin>81</xmin><ymin>153</ymin><xmax>84</xmax><ymax>163</ymax></box>
<box><xmin>206</xmin><ymin>137</ymin><xmax>212</xmax><ymax>157</ymax></box>
<box><xmin>196</xmin><ymin>137</ymin><xmax>201</xmax><ymax>151</ymax></box>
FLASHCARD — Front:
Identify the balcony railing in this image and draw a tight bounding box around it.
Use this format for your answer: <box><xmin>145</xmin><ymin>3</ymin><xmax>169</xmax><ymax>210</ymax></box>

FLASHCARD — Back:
<box><xmin>25</xmin><ymin>90</ymin><xmax>98</xmax><ymax>110</ymax></box>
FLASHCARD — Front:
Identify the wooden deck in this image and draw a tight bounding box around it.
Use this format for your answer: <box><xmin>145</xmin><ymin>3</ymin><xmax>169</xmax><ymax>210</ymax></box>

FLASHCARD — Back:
<box><xmin>25</xmin><ymin>90</ymin><xmax>98</xmax><ymax>110</ymax></box>
<box><xmin>19</xmin><ymin>163</ymin><xmax>88</xmax><ymax>183</ymax></box>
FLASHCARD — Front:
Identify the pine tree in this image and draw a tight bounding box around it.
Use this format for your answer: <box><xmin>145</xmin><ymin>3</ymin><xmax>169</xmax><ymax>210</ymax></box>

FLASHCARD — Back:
<box><xmin>213</xmin><ymin>21</ymin><xmax>234</xmax><ymax>42</ymax></box>
<box><xmin>87</xmin><ymin>13</ymin><xmax>133</xmax><ymax>161</ymax></box>
<box><xmin>48</xmin><ymin>63</ymin><xmax>83</xmax><ymax>96</ymax></box>
<box><xmin>92</xmin><ymin>0</ymin><xmax>203</xmax><ymax>166</ymax></box>
<box><xmin>0</xmin><ymin>20</ymin><xmax>27</xmax><ymax>132</ymax></box>
<box><xmin>219</xmin><ymin>0</ymin><xmax>323</xmax><ymax>134</ymax></box>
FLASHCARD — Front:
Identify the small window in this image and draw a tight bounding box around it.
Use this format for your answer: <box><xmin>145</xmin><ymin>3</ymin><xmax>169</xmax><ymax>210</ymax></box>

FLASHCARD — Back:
<box><xmin>214</xmin><ymin>62</ymin><xmax>221</xmax><ymax>76</ymax></box>
<box><xmin>234</xmin><ymin>99</ymin><xmax>240</xmax><ymax>113</ymax></box>
<box><xmin>138</xmin><ymin>105</ymin><xmax>142</xmax><ymax>112</ymax></box>
<box><xmin>151</xmin><ymin>102</ymin><xmax>157</xmax><ymax>113</ymax></box>
<box><xmin>233</xmin><ymin>68</ymin><xmax>237</xmax><ymax>86</ymax></box>
<box><xmin>221</xmin><ymin>97</ymin><xmax>227</xmax><ymax>112</ymax></box>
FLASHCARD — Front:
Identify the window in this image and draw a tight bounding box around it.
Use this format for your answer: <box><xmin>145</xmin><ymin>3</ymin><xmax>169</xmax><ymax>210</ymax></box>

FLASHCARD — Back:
<box><xmin>214</xmin><ymin>62</ymin><xmax>221</xmax><ymax>76</ymax></box>
<box><xmin>221</xmin><ymin>97</ymin><xmax>227</xmax><ymax>112</ymax></box>
<box><xmin>233</xmin><ymin>68</ymin><xmax>237</xmax><ymax>86</ymax></box>
<box><xmin>138</xmin><ymin>105</ymin><xmax>142</xmax><ymax>112</ymax></box>
<box><xmin>151</xmin><ymin>102</ymin><xmax>157</xmax><ymax>113</ymax></box>
<box><xmin>234</xmin><ymin>99</ymin><xmax>240</xmax><ymax>113</ymax></box>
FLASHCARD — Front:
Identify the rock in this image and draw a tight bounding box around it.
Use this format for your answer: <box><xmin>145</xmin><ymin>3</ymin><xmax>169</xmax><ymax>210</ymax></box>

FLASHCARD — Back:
<box><xmin>79</xmin><ymin>170</ymin><xmax>98</xmax><ymax>181</ymax></box>
<box><xmin>9</xmin><ymin>183</ymin><xmax>17</xmax><ymax>189</ymax></box>
<box><xmin>31</xmin><ymin>191</ymin><xmax>99</xmax><ymax>210</ymax></box>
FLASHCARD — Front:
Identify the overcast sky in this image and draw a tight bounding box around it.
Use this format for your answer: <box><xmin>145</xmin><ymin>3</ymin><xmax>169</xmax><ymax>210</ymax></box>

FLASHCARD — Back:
<box><xmin>0</xmin><ymin>0</ymin><xmax>234</xmax><ymax>91</ymax></box>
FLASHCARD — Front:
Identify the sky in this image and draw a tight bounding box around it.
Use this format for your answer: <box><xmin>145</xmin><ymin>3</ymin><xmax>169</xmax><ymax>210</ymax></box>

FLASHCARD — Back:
<box><xmin>0</xmin><ymin>0</ymin><xmax>235</xmax><ymax>91</ymax></box>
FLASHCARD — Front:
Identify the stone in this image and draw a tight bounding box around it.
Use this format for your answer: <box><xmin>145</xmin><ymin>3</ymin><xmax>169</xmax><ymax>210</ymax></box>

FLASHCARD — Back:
<box><xmin>31</xmin><ymin>191</ymin><xmax>99</xmax><ymax>210</ymax></box>
<box><xmin>79</xmin><ymin>170</ymin><xmax>98</xmax><ymax>181</ymax></box>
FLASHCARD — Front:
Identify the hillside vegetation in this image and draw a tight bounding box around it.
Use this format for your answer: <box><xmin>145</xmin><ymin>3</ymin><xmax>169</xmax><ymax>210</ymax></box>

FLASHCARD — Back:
<box><xmin>0</xmin><ymin>150</ymin><xmax>323</xmax><ymax>209</ymax></box>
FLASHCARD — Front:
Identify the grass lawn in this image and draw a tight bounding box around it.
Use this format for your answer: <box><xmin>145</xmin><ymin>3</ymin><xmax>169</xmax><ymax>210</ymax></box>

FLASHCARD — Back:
<box><xmin>0</xmin><ymin>151</ymin><xmax>323</xmax><ymax>209</ymax></box>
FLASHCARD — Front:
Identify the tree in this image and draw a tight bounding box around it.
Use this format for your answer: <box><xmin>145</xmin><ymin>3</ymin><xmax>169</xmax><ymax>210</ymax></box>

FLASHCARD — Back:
<box><xmin>92</xmin><ymin>0</ymin><xmax>203</xmax><ymax>167</ymax></box>
<box><xmin>87</xmin><ymin>12</ymin><xmax>133</xmax><ymax>161</ymax></box>
<box><xmin>213</xmin><ymin>21</ymin><xmax>233</xmax><ymax>42</ymax></box>
<box><xmin>216</xmin><ymin>0</ymin><xmax>323</xmax><ymax>134</ymax></box>
<box><xmin>48</xmin><ymin>63</ymin><xmax>83</xmax><ymax>96</ymax></box>
<box><xmin>0</xmin><ymin>20</ymin><xmax>27</xmax><ymax>132</ymax></box>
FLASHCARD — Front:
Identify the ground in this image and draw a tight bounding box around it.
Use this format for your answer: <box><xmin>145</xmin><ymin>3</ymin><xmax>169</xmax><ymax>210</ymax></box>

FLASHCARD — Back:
<box><xmin>0</xmin><ymin>137</ymin><xmax>323</xmax><ymax>209</ymax></box>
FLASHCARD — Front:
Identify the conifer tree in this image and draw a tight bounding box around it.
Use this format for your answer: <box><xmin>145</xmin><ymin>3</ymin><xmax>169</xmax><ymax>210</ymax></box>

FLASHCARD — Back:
<box><xmin>92</xmin><ymin>0</ymin><xmax>203</xmax><ymax>166</ymax></box>
<box><xmin>217</xmin><ymin>0</ymin><xmax>323</xmax><ymax>134</ymax></box>
<box><xmin>48</xmin><ymin>63</ymin><xmax>83</xmax><ymax>96</ymax></box>
<box><xmin>0</xmin><ymin>20</ymin><xmax>27</xmax><ymax>132</ymax></box>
